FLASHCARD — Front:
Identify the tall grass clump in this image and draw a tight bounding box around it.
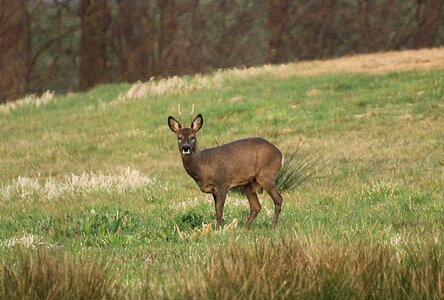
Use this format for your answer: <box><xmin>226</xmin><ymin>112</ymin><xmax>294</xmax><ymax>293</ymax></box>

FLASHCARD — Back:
<box><xmin>168</xmin><ymin>236</ymin><xmax>444</xmax><ymax>299</ymax></box>
<box><xmin>276</xmin><ymin>140</ymin><xmax>322</xmax><ymax>191</ymax></box>
<box><xmin>0</xmin><ymin>250</ymin><xmax>122</xmax><ymax>299</ymax></box>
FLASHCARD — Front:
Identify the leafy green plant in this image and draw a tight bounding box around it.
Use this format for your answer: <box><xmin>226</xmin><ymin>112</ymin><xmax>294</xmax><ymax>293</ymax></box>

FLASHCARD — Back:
<box><xmin>179</xmin><ymin>210</ymin><xmax>206</xmax><ymax>229</ymax></box>
<box><xmin>80</xmin><ymin>209</ymin><xmax>127</xmax><ymax>235</ymax></box>
<box><xmin>76</xmin><ymin>209</ymin><xmax>130</xmax><ymax>246</ymax></box>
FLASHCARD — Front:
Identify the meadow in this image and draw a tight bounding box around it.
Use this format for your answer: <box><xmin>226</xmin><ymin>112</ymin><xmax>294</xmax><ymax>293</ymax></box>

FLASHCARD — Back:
<box><xmin>0</xmin><ymin>49</ymin><xmax>443</xmax><ymax>299</ymax></box>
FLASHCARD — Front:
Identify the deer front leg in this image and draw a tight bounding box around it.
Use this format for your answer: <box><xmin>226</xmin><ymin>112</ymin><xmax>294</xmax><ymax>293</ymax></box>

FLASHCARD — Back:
<box><xmin>212</xmin><ymin>191</ymin><xmax>226</xmax><ymax>230</ymax></box>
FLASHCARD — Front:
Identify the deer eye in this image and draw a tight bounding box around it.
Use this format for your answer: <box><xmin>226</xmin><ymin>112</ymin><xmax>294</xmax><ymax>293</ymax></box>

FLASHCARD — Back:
<box><xmin>190</xmin><ymin>135</ymin><xmax>195</xmax><ymax>141</ymax></box>
<box><xmin>178</xmin><ymin>135</ymin><xmax>183</xmax><ymax>140</ymax></box>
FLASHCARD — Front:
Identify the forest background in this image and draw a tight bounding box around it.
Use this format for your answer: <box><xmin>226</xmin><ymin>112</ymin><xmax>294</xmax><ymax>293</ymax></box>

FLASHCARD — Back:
<box><xmin>1</xmin><ymin>0</ymin><xmax>443</xmax><ymax>103</ymax></box>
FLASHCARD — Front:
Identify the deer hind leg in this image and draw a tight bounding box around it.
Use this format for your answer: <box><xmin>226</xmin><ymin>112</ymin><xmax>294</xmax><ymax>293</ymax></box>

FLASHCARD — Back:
<box><xmin>243</xmin><ymin>182</ymin><xmax>261</xmax><ymax>229</ymax></box>
<box><xmin>256</xmin><ymin>174</ymin><xmax>283</xmax><ymax>228</ymax></box>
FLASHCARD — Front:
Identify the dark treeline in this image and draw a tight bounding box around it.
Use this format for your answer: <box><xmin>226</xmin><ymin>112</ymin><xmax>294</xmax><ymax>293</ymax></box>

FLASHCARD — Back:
<box><xmin>1</xmin><ymin>0</ymin><xmax>443</xmax><ymax>103</ymax></box>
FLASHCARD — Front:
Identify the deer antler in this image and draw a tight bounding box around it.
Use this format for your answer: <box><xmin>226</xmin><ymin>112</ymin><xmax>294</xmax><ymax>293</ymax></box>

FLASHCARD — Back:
<box><xmin>178</xmin><ymin>103</ymin><xmax>183</xmax><ymax>125</ymax></box>
<box><xmin>190</xmin><ymin>103</ymin><xmax>195</xmax><ymax>124</ymax></box>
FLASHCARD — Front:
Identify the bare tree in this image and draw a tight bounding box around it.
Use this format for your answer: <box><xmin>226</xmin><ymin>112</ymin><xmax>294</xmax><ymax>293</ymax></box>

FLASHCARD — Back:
<box><xmin>157</xmin><ymin>0</ymin><xmax>178</xmax><ymax>76</ymax></box>
<box><xmin>79</xmin><ymin>0</ymin><xmax>108</xmax><ymax>90</ymax></box>
<box><xmin>314</xmin><ymin>0</ymin><xmax>335</xmax><ymax>58</ymax></box>
<box><xmin>415</xmin><ymin>0</ymin><xmax>443</xmax><ymax>48</ymax></box>
<box><xmin>116</xmin><ymin>0</ymin><xmax>157</xmax><ymax>82</ymax></box>
<box><xmin>1</xmin><ymin>0</ymin><xmax>442</xmax><ymax>96</ymax></box>
<box><xmin>267</xmin><ymin>0</ymin><xmax>287</xmax><ymax>64</ymax></box>
<box><xmin>0</xmin><ymin>0</ymin><xmax>30</xmax><ymax>103</ymax></box>
<box><xmin>185</xmin><ymin>0</ymin><xmax>200</xmax><ymax>73</ymax></box>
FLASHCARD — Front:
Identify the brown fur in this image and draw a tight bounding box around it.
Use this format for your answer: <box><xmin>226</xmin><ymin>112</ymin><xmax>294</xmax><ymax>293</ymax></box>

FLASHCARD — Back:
<box><xmin>168</xmin><ymin>113</ymin><xmax>283</xmax><ymax>229</ymax></box>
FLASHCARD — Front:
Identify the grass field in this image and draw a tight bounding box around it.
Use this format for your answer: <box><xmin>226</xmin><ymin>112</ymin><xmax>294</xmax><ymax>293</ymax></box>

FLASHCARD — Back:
<box><xmin>1</xmin><ymin>48</ymin><xmax>444</xmax><ymax>298</ymax></box>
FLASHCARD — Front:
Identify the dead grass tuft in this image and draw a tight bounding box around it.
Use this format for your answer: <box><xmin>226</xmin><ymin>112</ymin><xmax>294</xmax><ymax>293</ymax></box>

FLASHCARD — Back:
<box><xmin>0</xmin><ymin>250</ymin><xmax>122</xmax><ymax>299</ymax></box>
<box><xmin>288</xmin><ymin>47</ymin><xmax>444</xmax><ymax>77</ymax></box>
<box><xmin>0</xmin><ymin>167</ymin><xmax>154</xmax><ymax>202</ymax></box>
<box><xmin>169</xmin><ymin>236</ymin><xmax>444</xmax><ymax>299</ymax></box>
<box><xmin>0</xmin><ymin>91</ymin><xmax>55</xmax><ymax>114</ymax></box>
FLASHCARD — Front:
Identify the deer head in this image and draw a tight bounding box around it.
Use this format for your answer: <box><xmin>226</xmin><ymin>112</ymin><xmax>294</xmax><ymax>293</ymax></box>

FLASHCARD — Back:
<box><xmin>168</xmin><ymin>104</ymin><xmax>203</xmax><ymax>156</ymax></box>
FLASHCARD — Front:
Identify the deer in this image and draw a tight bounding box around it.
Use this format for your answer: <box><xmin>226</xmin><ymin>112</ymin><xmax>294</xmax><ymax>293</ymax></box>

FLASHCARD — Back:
<box><xmin>168</xmin><ymin>104</ymin><xmax>284</xmax><ymax>230</ymax></box>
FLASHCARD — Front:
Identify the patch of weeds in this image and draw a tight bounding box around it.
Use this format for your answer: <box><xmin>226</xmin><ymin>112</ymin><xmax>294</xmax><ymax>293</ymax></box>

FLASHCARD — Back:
<box><xmin>398</xmin><ymin>191</ymin><xmax>433</xmax><ymax>214</ymax></box>
<box><xmin>177</xmin><ymin>210</ymin><xmax>207</xmax><ymax>230</ymax></box>
<box><xmin>143</xmin><ymin>189</ymin><xmax>164</xmax><ymax>205</ymax></box>
<box><xmin>361</xmin><ymin>179</ymin><xmax>405</xmax><ymax>205</ymax></box>
<box><xmin>36</xmin><ymin>209</ymin><xmax>135</xmax><ymax>247</ymax></box>
<box><xmin>181</xmin><ymin>211</ymin><xmax>205</xmax><ymax>229</ymax></box>
<box><xmin>408</xmin><ymin>191</ymin><xmax>433</xmax><ymax>205</ymax></box>
<box><xmin>79</xmin><ymin>209</ymin><xmax>130</xmax><ymax>246</ymax></box>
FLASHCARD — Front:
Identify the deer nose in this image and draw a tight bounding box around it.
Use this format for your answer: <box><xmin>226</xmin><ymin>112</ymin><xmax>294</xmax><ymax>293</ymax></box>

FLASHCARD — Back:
<box><xmin>182</xmin><ymin>145</ymin><xmax>191</xmax><ymax>155</ymax></box>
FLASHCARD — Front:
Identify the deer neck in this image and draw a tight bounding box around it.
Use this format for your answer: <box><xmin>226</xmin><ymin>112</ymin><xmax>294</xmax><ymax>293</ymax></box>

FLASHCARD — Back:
<box><xmin>181</xmin><ymin>149</ymin><xmax>203</xmax><ymax>179</ymax></box>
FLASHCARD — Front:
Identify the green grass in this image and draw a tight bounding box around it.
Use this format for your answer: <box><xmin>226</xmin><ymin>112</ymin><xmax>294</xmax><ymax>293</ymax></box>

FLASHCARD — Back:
<box><xmin>0</xmin><ymin>61</ymin><xmax>443</xmax><ymax>298</ymax></box>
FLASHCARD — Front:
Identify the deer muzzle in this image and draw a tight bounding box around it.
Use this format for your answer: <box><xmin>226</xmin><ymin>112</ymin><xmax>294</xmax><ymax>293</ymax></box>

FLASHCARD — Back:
<box><xmin>181</xmin><ymin>144</ymin><xmax>191</xmax><ymax>155</ymax></box>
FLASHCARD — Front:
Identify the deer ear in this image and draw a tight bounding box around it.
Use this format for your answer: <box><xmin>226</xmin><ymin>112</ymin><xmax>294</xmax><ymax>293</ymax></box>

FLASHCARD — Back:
<box><xmin>191</xmin><ymin>114</ymin><xmax>203</xmax><ymax>132</ymax></box>
<box><xmin>168</xmin><ymin>116</ymin><xmax>181</xmax><ymax>133</ymax></box>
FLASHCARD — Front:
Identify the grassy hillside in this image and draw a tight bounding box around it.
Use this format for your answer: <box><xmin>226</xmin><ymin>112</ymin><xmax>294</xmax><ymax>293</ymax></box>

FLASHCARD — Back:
<box><xmin>1</xmin><ymin>49</ymin><xmax>443</xmax><ymax>298</ymax></box>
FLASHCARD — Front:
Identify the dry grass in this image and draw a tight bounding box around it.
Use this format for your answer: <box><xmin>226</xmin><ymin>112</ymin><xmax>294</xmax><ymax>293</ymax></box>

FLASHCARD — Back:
<box><xmin>115</xmin><ymin>74</ymin><xmax>224</xmax><ymax>102</ymax></box>
<box><xmin>217</xmin><ymin>47</ymin><xmax>444</xmax><ymax>80</ymax></box>
<box><xmin>1</xmin><ymin>48</ymin><xmax>442</xmax><ymax>111</ymax></box>
<box><xmin>115</xmin><ymin>47</ymin><xmax>444</xmax><ymax>102</ymax></box>
<box><xmin>220</xmin><ymin>47</ymin><xmax>444</xmax><ymax>80</ymax></box>
<box><xmin>167</xmin><ymin>236</ymin><xmax>444</xmax><ymax>299</ymax></box>
<box><xmin>287</xmin><ymin>47</ymin><xmax>444</xmax><ymax>77</ymax></box>
<box><xmin>0</xmin><ymin>167</ymin><xmax>153</xmax><ymax>202</ymax></box>
<box><xmin>0</xmin><ymin>250</ymin><xmax>122</xmax><ymax>299</ymax></box>
<box><xmin>3</xmin><ymin>234</ymin><xmax>49</xmax><ymax>249</ymax></box>
<box><xmin>0</xmin><ymin>91</ymin><xmax>55</xmax><ymax>114</ymax></box>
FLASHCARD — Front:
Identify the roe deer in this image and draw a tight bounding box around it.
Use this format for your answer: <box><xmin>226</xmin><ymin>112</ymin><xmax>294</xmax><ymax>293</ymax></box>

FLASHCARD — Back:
<box><xmin>168</xmin><ymin>105</ymin><xmax>284</xmax><ymax>230</ymax></box>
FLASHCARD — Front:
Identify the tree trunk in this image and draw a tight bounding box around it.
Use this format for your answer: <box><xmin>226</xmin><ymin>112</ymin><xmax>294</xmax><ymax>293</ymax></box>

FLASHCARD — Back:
<box><xmin>117</xmin><ymin>0</ymin><xmax>156</xmax><ymax>82</ymax></box>
<box><xmin>267</xmin><ymin>0</ymin><xmax>287</xmax><ymax>64</ymax></box>
<box><xmin>79</xmin><ymin>0</ymin><xmax>108</xmax><ymax>90</ymax></box>
<box><xmin>186</xmin><ymin>0</ymin><xmax>200</xmax><ymax>74</ymax></box>
<box><xmin>415</xmin><ymin>0</ymin><xmax>443</xmax><ymax>48</ymax></box>
<box><xmin>0</xmin><ymin>0</ymin><xmax>30</xmax><ymax>103</ymax></box>
<box><xmin>357</xmin><ymin>0</ymin><xmax>375</xmax><ymax>52</ymax></box>
<box><xmin>157</xmin><ymin>0</ymin><xmax>178</xmax><ymax>76</ymax></box>
<box><xmin>315</xmin><ymin>0</ymin><xmax>335</xmax><ymax>58</ymax></box>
